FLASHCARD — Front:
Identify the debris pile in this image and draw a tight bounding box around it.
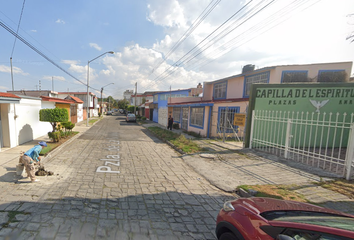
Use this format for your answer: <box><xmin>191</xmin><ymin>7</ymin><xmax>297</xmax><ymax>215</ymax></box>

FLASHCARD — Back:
<box><xmin>35</xmin><ymin>166</ymin><xmax>54</xmax><ymax>176</ymax></box>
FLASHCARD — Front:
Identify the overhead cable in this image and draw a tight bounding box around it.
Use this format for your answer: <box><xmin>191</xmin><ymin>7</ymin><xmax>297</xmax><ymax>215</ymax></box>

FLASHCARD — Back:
<box><xmin>10</xmin><ymin>0</ymin><xmax>26</xmax><ymax>57</ymax></box>
<box><xmin>0</xmin><ymin>19</ymin><xmax>100</xmax><ymax>92</ymax></box>
<box><xmin>149</xmin><ymin>0</ymin><xmax>221</xmax><ymax>77</ymax></box>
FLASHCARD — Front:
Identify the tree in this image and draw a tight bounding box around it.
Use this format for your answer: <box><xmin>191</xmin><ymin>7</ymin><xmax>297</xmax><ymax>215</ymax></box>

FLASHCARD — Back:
<box><xmin>118</xmin><ymin>99</ymin><xmax>129</xmax><ymax>109</ymax></box>
<box><xmin>39</xmin><ymin>108</ymin><xmax>69</xmax><ymax>132</ymax></box>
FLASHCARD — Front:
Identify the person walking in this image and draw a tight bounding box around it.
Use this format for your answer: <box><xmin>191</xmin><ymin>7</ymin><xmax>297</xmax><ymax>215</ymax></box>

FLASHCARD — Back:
<box><xmin>20</xmin><ymin>141</ymin><xmax>47</xmax><ymax>182</ymax></box>
<box><xmin>168</xmin><ymin>115</ymin><xmax>174</xmax><ymax>130</ymax></box>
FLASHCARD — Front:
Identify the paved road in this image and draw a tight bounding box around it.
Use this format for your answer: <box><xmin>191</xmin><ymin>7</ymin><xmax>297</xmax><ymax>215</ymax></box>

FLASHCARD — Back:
<box><xmin>0</xmin><ymin>114</ymin><xmax>234</xmax><ymax>240</ymax></box>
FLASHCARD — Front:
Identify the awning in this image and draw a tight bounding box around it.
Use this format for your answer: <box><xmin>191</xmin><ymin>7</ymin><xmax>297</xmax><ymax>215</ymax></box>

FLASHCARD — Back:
<box><xmin>168</xmin><ymin>103</ymin><xmax>213</xmax><ymax>107</ymax></box>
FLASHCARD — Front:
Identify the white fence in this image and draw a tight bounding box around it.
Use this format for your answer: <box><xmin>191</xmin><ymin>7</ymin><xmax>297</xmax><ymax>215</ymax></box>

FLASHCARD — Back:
<box><xmin>250</xmin><ymin>110</ymin><xmax>354</xmax><ymax>179</ymax></box>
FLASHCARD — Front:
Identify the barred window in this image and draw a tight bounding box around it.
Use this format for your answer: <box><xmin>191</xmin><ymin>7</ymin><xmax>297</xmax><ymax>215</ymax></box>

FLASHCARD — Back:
<box><xmin>282</xmin><ymin>71</ymin><xmax>308</xmax><ymax>83</ymax></box>
<box><xmin>318</xmin><ymin>70</ymin><xmax>346</xmax><ymax>82</ymax></box>
<box><xmin>190</xmin><ymin>107</ymin><xmax>204</xmax><ymax>127</ymax></box>
<box><xmin>217</xmin><ymin>107</ymin><xmax>240</xmax><ymax>133</ymax></box>
<box><xmin>173</xmin><ymin>107</ymin><xmax>181</xmax><ymax>122</ymax></box>
<box><xmin>214</xmin><ymin>82</ymin><xmax>227</xmax><ymax>99</ymax></box>
<box><xmin>245</xmin><ymin>72</ymin><xmax>269</xmax><ymax>97</ymax></box>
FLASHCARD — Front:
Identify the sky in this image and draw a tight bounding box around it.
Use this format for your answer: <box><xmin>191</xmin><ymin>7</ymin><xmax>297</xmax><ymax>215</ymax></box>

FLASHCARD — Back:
<box><xmin>0</xmin><ymin>0</ymin><xmax>353</xmax><ymax>99</ymax></box>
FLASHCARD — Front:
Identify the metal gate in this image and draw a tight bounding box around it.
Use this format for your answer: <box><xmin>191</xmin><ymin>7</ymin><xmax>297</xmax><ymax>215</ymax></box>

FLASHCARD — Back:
<box><xmin>250</xmin><ymin>110</ymin><xmax>354</xmax><ymax>179</ymax></box>
<box><xmin>181</xmin><ymin>108</ymin><xmax>188</xmax><ymax>130</ymax></box>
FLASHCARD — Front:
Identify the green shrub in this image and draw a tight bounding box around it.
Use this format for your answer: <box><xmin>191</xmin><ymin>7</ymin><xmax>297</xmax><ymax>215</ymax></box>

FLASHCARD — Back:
<box><xmin>40</xmin><ymin>108</ymin><xmax>69</xmax><ymax>132</ymax></box>
<box><xmin>98</xmin><ymin>112</ymin><xmax>102</xmax><ymax>117</ymax></box>
<box><xmin>60</xmin><ymin>121</ymin><xmax>75</xmax><ymax>132</ymax></box>
<box><xmin>141</xmin><ymin>117</ymin><xmax>147</xmax><ymax>120</ymax></box>
<box><xmin>48</xmin><ymin>131</ymin><xmax>61</xmax><ymax>142</ymax></box>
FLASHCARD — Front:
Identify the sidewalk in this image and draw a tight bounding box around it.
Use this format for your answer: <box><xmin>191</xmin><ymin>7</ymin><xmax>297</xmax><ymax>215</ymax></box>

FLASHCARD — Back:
<box><xmin>141</xmin><ymin>121</ymin><xmax>354</xmax><ymax>215</ymax></box>
<box><xmin>0</xmin><ymin>119</ymin><xmax>91</xmax><ymax>183</ymax></box>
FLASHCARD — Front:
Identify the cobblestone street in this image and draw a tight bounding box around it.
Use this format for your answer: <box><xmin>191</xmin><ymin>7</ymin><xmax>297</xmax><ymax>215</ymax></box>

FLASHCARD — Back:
<box><xmin>0</xmin><ymin>115</ymin><xmax>234</xmax><ymax>240</ymax></box>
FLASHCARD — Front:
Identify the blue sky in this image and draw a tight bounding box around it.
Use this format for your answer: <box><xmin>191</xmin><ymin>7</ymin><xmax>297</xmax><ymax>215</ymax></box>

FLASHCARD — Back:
<box><xmin>0</xmin><ymin>0</ymin><xmax>353</xmax><ymax>99</ymax></box>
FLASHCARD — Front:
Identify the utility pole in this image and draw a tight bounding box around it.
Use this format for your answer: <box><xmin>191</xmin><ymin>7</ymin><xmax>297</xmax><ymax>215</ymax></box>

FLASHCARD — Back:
<box><xmin>10</xmin><ymin>57</ymin><xmax>14</xmax><ymax>91</ymax></box>
<box><xmin>134</xmin><ymin>82</ymin><xmax>137</xmax><ymax>115</ymax></box>
<box><xmin>100</xmin><ymin>88</ymin><xmax>103</xmax><ymax>114</ymax></box>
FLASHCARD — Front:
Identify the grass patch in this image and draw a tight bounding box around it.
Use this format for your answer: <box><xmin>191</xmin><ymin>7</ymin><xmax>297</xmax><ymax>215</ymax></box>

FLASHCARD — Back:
<box><xmin>315</xmin><ymin>179</ymin><xmax>354</xmax><ymax>199</ymax></box>
<box><xmin>89</xmin><ymin>118</ymin><xmax>100</xmax><ymax>125</ymax></box>
<box><xmin>148</xmin><ymin>126</ymin><xmax>180</xmax><ymax>141</ymax></box>
<box><xmin>238</xmin><ymin>184</ymin><xmax>307</xmax><ymax>202</ymax></box>
<box><xmin>40</xmin><ymin>131</ymin><xmax>79</xmax><ymax>155</ymax></box>
<box><xmin>183</xmin><ymin>131</ymin><xmax>202</xmax><ymax>139</ymax></box>
<box><xmin>148</xmin><ymin>127</ymin><xmax>204</xmax><ymax>153</ymax></box>
<box><xmin>170</xmin><ymin>135</ymin><xmax>202</xmax><ymax>154</ymax></box>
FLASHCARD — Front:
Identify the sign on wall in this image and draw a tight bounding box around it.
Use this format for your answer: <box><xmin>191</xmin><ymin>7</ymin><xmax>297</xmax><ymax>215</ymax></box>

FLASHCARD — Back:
<box><xmin>253</xmin><ymin>85</ymin><xmax>353</xmax><ymax>113</ymax></box>
<box><xmin>233</xmin><ymin>113</ymin><xmax>246</xmax><ymax>126</ymax></box>
<box><xmin>245</xmin><ymin>83</ymin><xmax>354</xmax><ymax>147</ymax></box>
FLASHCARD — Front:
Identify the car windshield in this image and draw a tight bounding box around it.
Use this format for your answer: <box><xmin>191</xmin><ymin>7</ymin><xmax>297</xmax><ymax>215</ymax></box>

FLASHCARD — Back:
<box><xmin>263</xmin><ymin>211</ymin><xmax>354</xmax><ymax>232</ymax></box>
<box><xmin>127</xmin><ymin>114</ymin><xmax>135</xmax><ymax>117</ymax></box>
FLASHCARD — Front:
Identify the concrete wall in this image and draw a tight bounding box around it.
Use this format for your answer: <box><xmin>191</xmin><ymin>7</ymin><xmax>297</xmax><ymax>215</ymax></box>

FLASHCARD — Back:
<box><xmin>77</xmin><ymin>103</ymin><xmax>83</xmax><ymax>122</ymax></box>
<box><xmin>0</xmin><ymin>104</ymin><xmax>11</xmax><ymax>148</ymax></box>
<box><xmin>187</xmin><ymin>106</ymin><xmax>210</xmax><ymax>137</ymax></box>
<box><xmin>209</xmin><ymin>102</ymin><xmax>248</xmax><ymax>138</ymax></box>
<box><xmin>158</xmin><ymin>107</ymin><xmax>168</xmax><ymax>127</ymax></box>
<box><xmin>16</xmin><ymin>98</ymin><xmax>53</xmax><ymax>145</ymax></box>
<box><xmin>270</xmin><ymin>62</ymin><xmax>353</xmax><ymax>84</ymax></box>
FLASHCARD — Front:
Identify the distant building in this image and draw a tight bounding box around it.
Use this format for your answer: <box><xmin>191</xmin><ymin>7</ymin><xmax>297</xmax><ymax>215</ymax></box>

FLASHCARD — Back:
<box><xmin>123</xmin><ymin>90</ymin><xmax>134</xmax><ymax>101</ymax></box>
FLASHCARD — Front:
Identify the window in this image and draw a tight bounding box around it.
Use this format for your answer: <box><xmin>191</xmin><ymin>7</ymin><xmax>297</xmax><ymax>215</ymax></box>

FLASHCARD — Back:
<box><xmin>153</xmin><ymin>95</ymin><xmax>158</xmax><ymax>102</ymax></box>
<box><xmin>282</xmin><ymin>71</ymin><xmax>308</xmax><ymax>83</ymax></box>
<box><xmin>190</xmin><ymin>107</ymin><xmax>204</xmax><ymax>128</ymax></box>
<box><xmin>214</xmin><ymin>82</ymin><xmax>227</xmax><ymax>99</ymax></box>
<box><xmin>160</xmin><ymin>93</ymin><xmax>187</xmax><ymax>101</ymax></box>
<box><xmin>217</xmin><ymin>107</ymin><xmax>240</xmax><ymax>133</ymax></box>
<box><xmin>318</xmin><ymin>70</ymin><xmax>346</xmax><ymax>82</ymax></box>
<box><xmin>173</xmin><ymin>107</ymin><xmax>181</xmax><ymax>122</ymax></box>
<box><xmin>244</xmin><ymin>72</ymin><xmax>269</xmax><ymax>97</ymax></box>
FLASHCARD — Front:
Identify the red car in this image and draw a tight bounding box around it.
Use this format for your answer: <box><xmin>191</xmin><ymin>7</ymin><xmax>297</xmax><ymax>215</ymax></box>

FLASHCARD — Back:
<box><xmin>216</xmin><ymin>197</ymin><xmax>354</xmax><ymax>240</ymax></box>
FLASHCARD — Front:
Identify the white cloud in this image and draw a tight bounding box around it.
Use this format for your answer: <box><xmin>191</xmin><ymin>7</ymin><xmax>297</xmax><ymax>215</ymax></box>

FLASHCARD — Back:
<box><xmin>62</xmin><ymin>60</ymin><xmax>80</xmax><ymax>65</ymax></box>
<box><xmin>0</xmin><ymin>65</ymin><xmax>29</xmax><ymax>75</ymax></box>
<box><xmin>55</xmin><ymin>19</ymin><xmax>65</xmax><ymax>24</ymax></box>
<box><xmin>99</xmin><ymin>43</ymin><xmax>211</xmax><ymax>98</ymax></box>
<box><xmin>89</xmin><ymin>43</ymin><xmax>102</xmax><ymax>51</ymax></box>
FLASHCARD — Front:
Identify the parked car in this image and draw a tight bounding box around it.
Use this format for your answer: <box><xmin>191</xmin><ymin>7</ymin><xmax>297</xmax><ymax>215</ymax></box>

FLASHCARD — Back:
<box><xmin>106</xmin><ymin>111</ymin><xmax>112</xmax><ymax>115</ymax></box>
<box><xmin>216</xmin><ymin>197</ymin><xmax>354</xmax><ymax>240</ymax></box>
<box><xmin>126</xmin><ymin>113</ymin><xmax>136</xmax><ymax>122</ymax></box>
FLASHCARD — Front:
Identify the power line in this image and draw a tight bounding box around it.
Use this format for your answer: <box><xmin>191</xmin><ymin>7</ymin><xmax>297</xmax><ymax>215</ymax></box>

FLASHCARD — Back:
<box><xmin>148</xmin><ymin>0</ymin><xmax>257</xmax><ymax>86</ymax></box>
<box><xmin>188</xmin><ymin>0</ymin><xmax>320</xmax><ymax>71</ymax></box>
<box><xmin>10</xmin><ymin>0</ymin><xmax>26</xmax><ymax>57</ymax></box>
<box><xmin>141</xmin><ymin>0</ymin><xmax>267</xmax><ymax>91</ymax></box>
<box><xmin>0</xmin><ymin>18</ymin><xmax>100</xmax><ymax>92</ymax></box>
<box><xmin>149</xmin><ymin>0</ymin><xmax>221</xmax><ymax>77</ymax></box>
<box><xmin>146</xmin><ymin>0</ymin><xmax>320</xmax><ymax>87</ymax></box>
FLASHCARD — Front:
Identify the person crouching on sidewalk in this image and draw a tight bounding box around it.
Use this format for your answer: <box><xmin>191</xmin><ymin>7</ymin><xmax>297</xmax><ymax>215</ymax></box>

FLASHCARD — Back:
<box><xmin>20</xmin><ymin>141</ymin><xmax>47</xmax><ymax>182</ymax></box>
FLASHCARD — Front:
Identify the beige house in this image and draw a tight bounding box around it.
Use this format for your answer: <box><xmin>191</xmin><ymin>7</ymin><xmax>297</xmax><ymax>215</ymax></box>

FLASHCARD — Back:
<box><xmin>168</xmin><ymin>61</ymin><xmax>353</xmax><ymax>138</ymax></box>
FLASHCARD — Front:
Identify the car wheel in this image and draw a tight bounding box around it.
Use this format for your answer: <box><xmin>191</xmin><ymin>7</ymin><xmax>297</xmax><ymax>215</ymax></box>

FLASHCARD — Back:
<box><xmin>219</xmin><ymin>232</ymin><xmax>239</xmax><ymax>240</ymax></box>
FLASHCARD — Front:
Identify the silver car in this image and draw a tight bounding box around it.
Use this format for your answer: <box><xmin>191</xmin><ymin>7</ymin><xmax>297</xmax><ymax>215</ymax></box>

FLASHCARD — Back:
<box><xmin>126</xmin><ymin>113</ymin><xmax>136</xmax><ymax>122</ymax></box>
